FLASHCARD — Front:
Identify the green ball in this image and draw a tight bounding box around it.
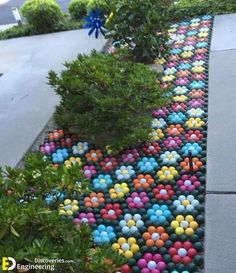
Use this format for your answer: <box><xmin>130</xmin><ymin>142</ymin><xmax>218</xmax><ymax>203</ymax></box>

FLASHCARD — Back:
<box><xmin>163</xmin><ymin>254</ymin><xmax>171</xmax><ymax>263</ymax></box>
<box><xmin>194</xmin><ymin>242</ymin><xmax>203</xmax><ymax>251</ymax></box>
<box><xmin>176</xmin><ymin>263</ymin><xmax>185</xmax><ymax>271</ymax></box>
<box><xmin>129</xmin><ymin>258</ymin><xmax>136</xmax><ymax>267</ymax></box>
<box><xmin>196</xmin><ymin>227</ymin><xmax>204</xmax><ymax>238</ymax></box>
<box><xmin>159</xmin><ymin>247</ymin><xmax>167</xmax><ymax>255</ymax></box>
<box><xmin>196</xmin><ymin>214</ymin><xmax>204</xmax><ymax>224</ymax></box>
<box><xmin>193</xmin><ymin>255</ymin><xmax>204</xmax><ymax>266</ymax></box>
<box><xmin>131</xmin><ymin>266</ymin><xmax>140</xmax><ymax>273</ymax></box>
<box><xmin>165</xmin><ymin>240</ymin><xmax>173</xmax><ymax>248</ymax></box>
<box><xmin>134</xmin><ymin>252</ymin><xmax>143</xmax><ymax>261</ymax></box>
<box><xmin>187</xmin><ymin>262</ymin><xmax>197</xmax><ymax>272</ymax></box>
<box><xmin>167</xmin><ymin>262</ymin><xmax>175</xmax><ymax>271</ymax></box>
<box><xmin>170</xmin><ymin>233</ymin><xmax>178</xmax><ymax>242</ymax></box>
<box><xmin>140</xmin><ymin>245</ymin><xmax>149</xmax><ymax>254</ymax></box>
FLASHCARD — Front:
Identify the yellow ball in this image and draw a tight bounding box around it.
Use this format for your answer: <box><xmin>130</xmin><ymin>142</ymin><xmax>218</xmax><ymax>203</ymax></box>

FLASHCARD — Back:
<box><xmin>66</xmin><ymin>210</ymin><xmax>73</xmax><ymax>216</ymax></box>
<box><xmin>182</xmin><ymin>200</ymin><xmax>190</xmax><ymax>206</ymax></box>
<box><xmin>186</xmin><ymin>215</ymin><xmax>194</xmax><ymax>223</ymax></box>
<box><xmin>124</xmin><ymin>250</ymin><xmax>133</xmax><ymax>259</ymax></box>
<box><xmin>131</xmin><ymin>244</ymin><xmax>139</xmax><ymax>253</ymax></box>
<box><xmin>171</xmin><ymin>221</ymin><xmax>179</xmax><ymax>229</ymax></box>
<box><xmin>176</xmin><ymin>215</ymin><xmax>184</xmax><ymax>222</ymax></box>
<box><xmin>110</xmin><ymin>193</ymin><xmax>117</xmax><ymax>199</ymax></box>
<box><xmin>112</xmin><ymin>243</ymin><xmax>120</xmax><ymax>251</ymax></box>
<box><xmin>185</xmin><ymin>228</ymin><xmax>194</xmax><ymax>236</ymax></box>
<box><xmin>118</xmin><ymin>237</ymin><xmax>126</xmax><ymax>245</ymax></box>
<box><xmin>72</xmin><ymin>205</ymin><xmax>79</xmax><ymax>212</ymax></box>
<box><xmin>190</xmin><ymin>221</ymin><xmax>199</xmax><ymax>229</ymax></box>
<box><xmin>58</xmin><ymin>210</ymin><xmax>66</xmax><ymax>216</ymax></box>
<box><xmin>117</xmin><ymin>192</ymin><xmax>124</xmax><ymax>199</ymax></box>
<box><xmin>128</xmin><ymin>237</ymin><xmax>136</xmax><ymax>245</ymax></box>
<box><xmin>72</xmin><ymin>200</ymin><xmax>79</xmax><ymax>205</ymax></box>
<box><xmin>166</xmin><ymin>174</ymin><xmax>173</xmax><ymax>180</ymax></box>
<box><xmin>127</xmin><ymin>220</ymin><xmax>135</xmax><ymax>227</ymax></box>
<box><xmin>175</xmin><ymin>227</ymin><xmax>184</xmax><ymax>235</ymax></box>
<box><xmin>64</xmin><ymin>199</ymin><xmax>71</xmax><ymax>205</ymax></box>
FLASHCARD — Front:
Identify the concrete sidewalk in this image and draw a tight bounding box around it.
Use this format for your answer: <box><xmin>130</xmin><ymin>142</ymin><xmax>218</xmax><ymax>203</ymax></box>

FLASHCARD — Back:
<box><xmin>0</xmin><ymin>29</ymin><xmax>105</xmax><ymax>167</ymax></box>
<box><xmin>205</xmin><ymin>13</ymin><xmax>236</xmax><ymax>273</ymax></box>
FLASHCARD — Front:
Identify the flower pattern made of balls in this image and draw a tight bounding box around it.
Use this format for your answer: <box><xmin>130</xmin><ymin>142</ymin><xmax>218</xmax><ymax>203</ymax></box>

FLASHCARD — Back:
<box><xmin>185</xmin><ymin>118</ymin><xmax>205</xmax><ymax>129</ymax></box>
<box><xmin>174</xmin><ymin>86</ymin><xmax>188</xmax><ymax>95</ymax></box>
<box><xmin>157</xmin><ymin>166</ymin><xmax>178</xmax><ymax>181</ymax></box>
<box><xmin>137</xmin><ymin>253</ymin><xmax>166</xmax><ymax>273</ymax></box>
<box><xmin>142</xmin><ymin>143</ymin><xmax>161</xmax><ymax>156</ymax></box>
<box><xmin>142</xmin><ymin>226</ymin><xmax>169</xmax><ymax>248</ymax></box>
<box><xmin>166</xmin><ymin>125</ymin><xmax>184</xmax><ymax>136</ymax></box>
<box><xmin>119</xmin><ymin>213</ymin><xmax>144</xmax><ymax>235</ymax></box>
<box><xmin>171</xmin><ymin>215</ymin><xmax>199</xmax><ymax>236</ymax></box>
<box><xmin>121</xmin><ymin>149</ymin><xmax>139</xmax><ymax>163</ymax></box>
<box><xmin>171</xmin><ymin>102</ymin><xmax>187</xmax><ymax>112</ymax></box>
<box><xmin>150</xmin><ymin>129</ymin><xmax>164</xmax><ymax>141</ymax></box>
<box><xmin>58</xmin><ymin>199</ymin><xmax>79</xmax><ymax>217</ymax></box>
<box><xmin>173</xmin><ymin>195</ymin><xmax>200</xmax><ymax>212</ymax></box>
<box><xmin>184</xmin><ymin>130</ymin><xmax>203</xmax><ymax>142</ymax></box>
<box><xmin>189</xmin><ymin>89</ymin><xmax>204</xmax><ymax>98</ymax></box>
<box><xmin>168</xmin><ymin>241</ymin><xmax>197</xmax><ymax>265</ymax></box>
<box><xmin>100</xmin><ymin>157</ymin><xmax>118</xmax><ymax>172</ymax></box>
<box><xmin>73</xmin><ymin>212</ymin><xmax>96</xmax><ymax>226</ymax></box>
<box><xmin>52</xmin><ymin>148</ymin><xmax>69</xmax><ymax>164</ymax></box>
<box><xmin>147</xmin><ymin>204</ymin><xmax>171</xmax><ymax>224</ymax></box>
<box><xmin>160</xmin><ymin>151</ymin><xmax>180</xmax><ymax>165</ymax></box>
<box><xmin>115</xmin><ymin>165</ymin><xmax>135</xmax><ymax>180</ymax></box>
<box><xmin>137</xmin><ymin>157</ymin><xmax>158</xmax><ymax>173</ymax></box>
<box><xmin>177</xmin><ymin>175</ymin><xmax>201</xmax><ymax>192</ymax></box>
<box><xmin>72</xmin><ymin>141</ymin><xmax>88</xmax><ymax>155</ymax></box>
<box><xmin>133</xmin><ymin>174</ymin><xmax>155</xmax><ymax>190</ymax></box>
<box><xmin>93</xmin><ymin>225</ymin><xmax>116</xmax><ymax>245</ymax></box>
<box><xmin>92</xmin><ymin>174</ymin><xmax>113</xmax><ymax>191</ymax></box>
<box><xmin>188</xmin><ymin>98</ymin><xmax>204</xmax><ymax>108</ymax></box>
<box><xmin>126</xmin><ymin>192</ymin><xmax>149</xmax><ymax>209</ymax></box>
<box><xmin>85</xmin><ymin>149</ymin><xmax>103</xmax><ymax>163</ymax></box>
<box><xmin>168</xmin><ymin>112</ymin><xmax>186</xmax><ymax>124</ymax></box>
<box><xmin>152</xmin><ymin>107</ymin><xmax>169</xmax><ymax>118</ymax></box>
<box><xmin>187</xmin><ymin>107</ymin><xmax>205</xmax><ymax>118</ymax></box>
<box><xmin>180</xmin><ymin>157</ymin><xmax>203</xmax><ymax>172</ymax></box>
<box><xmin>182</xmin><ymin>143</ymin><xmax>202</xmax><ymax>156</ymax></box>
<box><xmin>173</xmin><ymin>95</ymin><xmax>188</xmax><ymax>103</ymax></box>
<box><xmin>100</xmin><ymin>203</ymin><xmax>122</xmax><ymax>220</ymax></box>
<box><xmin>83</xmin><ymin>165</ymin><xmax>97</xmax><ymax>179</ymax></box>
<box><xmin>84</xmin><ymin>192</ymin><xmax>105</xmax><ymax>208</ymax></box>
<box><xmin>152</xmin><ymin>184</ymin><xmax>174</xmax><ymax>200</ymax></box>
<box><xmin>151</xmin><ymin>118</ymin><xmax>167</xmax><ymax>129</ymax></box>
<box><xmin>64</xmin><ymin>156</ymin><xmax>82</xmax><ymax>168</ymax></box>
<box><xmin>112</xmin><ymin>237</ymin><xmax>139</xmax><ymax>258</ymax></box>
<box><xmin>109</xmin><ymin>183</ymin><xmax>129</xmax><ymax>199</ymax></box>
<box><xmin>164</xmin><ymin>137</ymin><xmax>182</xmax><ymax>149</ymax></box>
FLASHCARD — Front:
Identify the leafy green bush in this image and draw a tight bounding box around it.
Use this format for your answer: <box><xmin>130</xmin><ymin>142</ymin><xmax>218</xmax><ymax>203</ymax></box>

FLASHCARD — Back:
<box><xmin>87</xmin><ymin>0</ymin><xmax>110</xmax><ymax>14</ymax></box>
<box><xmin>106</xmin><ymin>0</ymin><xmax>173</xmax><ymax>63</ymax></box>
<box><xmin>20</xmin><ymin>0</ymin><xmax>63</xmax><ymax>33</ymax></box>
<box><xmin>0</xmin><ymin>153</ymin><xmax>126</xmax><ymax>272</ymax></box>
<box><xmin>170</xmin><ymin>0</ymin><xmax>236</xmax><ymax>22</ymax></box>
<box><xmin>68</xmin><ymin>0</ymin><xmax>88</xmax><ymax>20</ymax></box>
<box><xmin>48</xmin><ymin>51</ymin><xmax>170</xmax><ymax>151</ymax></box>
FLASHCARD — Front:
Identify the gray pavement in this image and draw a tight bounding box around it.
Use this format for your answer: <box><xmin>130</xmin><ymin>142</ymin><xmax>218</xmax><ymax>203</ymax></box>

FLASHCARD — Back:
<box><xmin>0</xmin><ymin>29</ymin><xmax>106</xmax><ymax>167</ymax></box>
<box><xmin>205</xmin><ymin>13</ymin><xmax>236</xmax><ymax>273</ymax></box>
<box><xmin>0</xmin><ymin>0</ymin><xmax>70</xmax><ymax>25</ymax></box>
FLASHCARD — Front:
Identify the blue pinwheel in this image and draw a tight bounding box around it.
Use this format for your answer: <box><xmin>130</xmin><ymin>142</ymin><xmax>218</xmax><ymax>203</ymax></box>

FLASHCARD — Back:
<box><xmin>84</xmin><ymin>8</ymin><xmax>106</xmax><ymax>39</ymax></box>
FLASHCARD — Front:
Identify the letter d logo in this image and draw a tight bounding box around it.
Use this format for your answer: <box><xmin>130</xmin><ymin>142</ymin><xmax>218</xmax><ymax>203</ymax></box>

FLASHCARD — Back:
<box><xmin>2</xmin><ymin>257</ymin><xmax>16</xmax><ymax>271</ymax></box>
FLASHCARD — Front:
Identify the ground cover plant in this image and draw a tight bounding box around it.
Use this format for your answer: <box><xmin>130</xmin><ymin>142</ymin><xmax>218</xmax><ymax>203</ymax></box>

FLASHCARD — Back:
<box><xmin>36</xmin><ymin>15</ymin><xmax>213</xmax><ymax>273</ymax></box>
<box><xmin>0</xmin><ymin>153</ymin><xmax>126</xmax><ymax>272</ymax></box>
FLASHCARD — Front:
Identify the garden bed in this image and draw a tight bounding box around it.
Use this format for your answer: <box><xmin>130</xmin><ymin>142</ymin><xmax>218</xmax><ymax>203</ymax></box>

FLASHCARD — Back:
<box><xmin>36</xmin><ymin>15</ymin><xmax>213</xmax><ymax>273</ymax></box>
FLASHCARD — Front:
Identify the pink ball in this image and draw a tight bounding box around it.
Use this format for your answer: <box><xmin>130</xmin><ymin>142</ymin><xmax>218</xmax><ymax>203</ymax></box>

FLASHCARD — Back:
<box><xmin>141</xmin><ymin>269</ymin><xmax>150</xmax><ymax>273</ymax></box>
<box><xmin>153</xmin><ymin>254</ymin><xmax>162</xmax><ymax>262</ymax></box>
<box><xmin>157</xmin><ymin>261</ymin><xmax>166</xmax><ymax>271</ymax></box>
<box><xmin>143</xmin><ymin>253</ymin><xmax>153</xmax><ymax>261</ymax></box>
<box><xmin>73</xmin><ymin>218</ymin><xmax>80</xmax><ymax>225</ymax></box>
<box><xmin>137</xmin><ymin>259</ymin><xmax>147</xmax><ymax>269</ymax></box>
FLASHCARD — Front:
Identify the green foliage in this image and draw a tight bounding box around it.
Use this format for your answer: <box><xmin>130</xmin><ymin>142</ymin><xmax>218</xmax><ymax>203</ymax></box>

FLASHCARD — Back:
<box><xmin>87</xmin><ymin>0</ymin><xmax>110</xmax><ymax>14</ymax></box>
<box><xmin>20</xmin><ymin>0</ymin><xmax>63</xmax><ymax>33</ymax></box>
<box><xmin>0</xmin><ymin>17</ymin><xmax>82</xmax><ymax>40</ymax></box>
<box><xmin>48</xmin><ymin>51</ymin><xmax>170</xmax><ymax>152</ymax></box>
<box><xmin>68</xmin><ymin>0</ymin><xmax>88</xmax><ymax>20</ymax></box>
<box><xmin>106</xmin><ymin>0</ymin><xmax>173</xmax><ymax>63</ymax></box>
<box><xmin>170</xmin><ymin>0</ymin><xmax>236</xmax><ymax>22</ymax></box>
<box><xmin>0</xmin><ymin>153</ymin><xmax>126</xmax><ymax>272</ymax></box>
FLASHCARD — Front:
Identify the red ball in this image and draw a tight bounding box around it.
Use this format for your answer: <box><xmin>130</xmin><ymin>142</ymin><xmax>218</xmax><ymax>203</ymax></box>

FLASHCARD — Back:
<box><xmin>121</xmin><ymin>264</ymin><xmax>130</xmax><ymax>273</ymax></box>
<box><xmin>172</xmin><ymin>255</ymin><xmax>181</xmax><ymax>264</ymax></box>
<box><xmin>188</xmin><ymin>248</ymin><xmax>197</xmax><ymax>258</ymax></box>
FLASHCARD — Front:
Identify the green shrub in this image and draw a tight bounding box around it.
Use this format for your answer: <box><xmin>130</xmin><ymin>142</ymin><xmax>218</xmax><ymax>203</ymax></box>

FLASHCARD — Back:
<box><xmin>68</xmin><ymin>0</ymin><xmax>88</xmax><ymax>20</ymax></box>
<box><xmin>48</xmin><ymin>51</ymin><xmax>170</xmax><ymax>151</ymax></box>
<box><xmin>87</xmin><ymin>0</ymin><xmax>110</xmax><ymax>14</ymax></box>
<box><xmin>106</xmin><ymin>0</ymin><xmax>172</xmax><ymax>63</ymax></box>
<box><xmin>0</xmin><ymin>153</ymin><xmax>126</xmax><ymax>272</ymax></box>
<box><xmin>170</xmin><ymin>0</ymin><xmax>236</xmax><ymax>22</ymax></box>
<box><xmin>20</xmin><ymin>0</ymin><xmax>63</xmax><ymax>33</ymax></box>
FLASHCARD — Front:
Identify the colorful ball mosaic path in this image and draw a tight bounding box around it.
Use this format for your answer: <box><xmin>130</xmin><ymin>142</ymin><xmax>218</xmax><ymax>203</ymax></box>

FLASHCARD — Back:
<box><xmin>39</xmin><ymin>16</ymin><xmax>213</xmax><ymax>273</ymax></box>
